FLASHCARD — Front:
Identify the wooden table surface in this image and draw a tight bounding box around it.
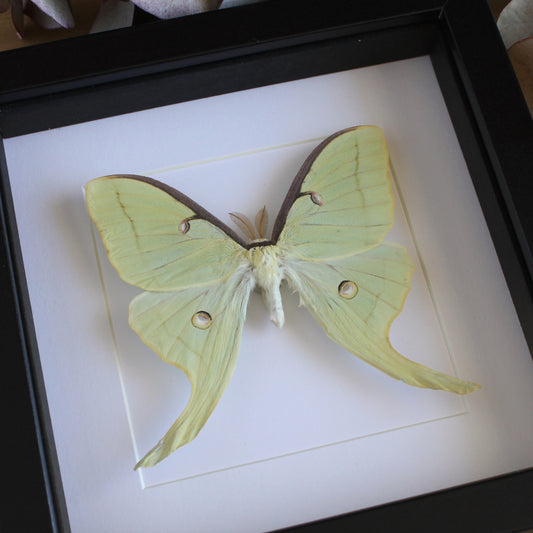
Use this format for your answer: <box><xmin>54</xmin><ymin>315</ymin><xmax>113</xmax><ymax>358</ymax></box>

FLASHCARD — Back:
<box><xmin>0</xmin><ymin>0</ymin><xmax>102</xmax><ymax>51</ymax></box>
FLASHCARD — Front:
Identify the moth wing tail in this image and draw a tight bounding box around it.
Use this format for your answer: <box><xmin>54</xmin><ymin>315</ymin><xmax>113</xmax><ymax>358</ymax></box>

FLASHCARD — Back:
<box><xmin>285</xmin><ymin>243</ymin><xmax>480</xmax><ymax>395</ymax></box>
<box><xmin>132</xmin><ymin>269</ymin><xmax>253</xmax><ymax>469</ymax></box>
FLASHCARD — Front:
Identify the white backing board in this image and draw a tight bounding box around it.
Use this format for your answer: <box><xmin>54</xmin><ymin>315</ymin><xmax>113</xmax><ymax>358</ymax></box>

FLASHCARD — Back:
<box><xmin>4</xmin><ymin>56</ymin><xmax>533</xmax><ymax>532</ymax></box>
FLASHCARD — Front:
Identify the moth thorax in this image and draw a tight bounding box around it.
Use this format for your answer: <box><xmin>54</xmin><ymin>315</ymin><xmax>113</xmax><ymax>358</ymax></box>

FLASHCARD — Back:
<box><xmin>250</xmin><ymin>245</ymin><xmax>281</xmax><ymax>279</ymax></box>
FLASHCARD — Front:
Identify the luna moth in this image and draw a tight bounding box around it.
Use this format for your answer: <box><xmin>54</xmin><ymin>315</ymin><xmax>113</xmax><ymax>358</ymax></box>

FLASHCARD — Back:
<box><xmin>86</xmin><ymin>126</ymin><xmax>480</xmax><ymax>469</ymax></box>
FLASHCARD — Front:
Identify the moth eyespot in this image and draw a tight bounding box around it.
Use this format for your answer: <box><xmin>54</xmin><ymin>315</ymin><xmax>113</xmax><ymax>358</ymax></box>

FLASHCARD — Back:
<box><xmin>179</xmin><ymin>219</ymin><xmax>191</xmax><ymax>234</ymax></box>
<box><xmin>338</xmin><ymin>280</ymin><xmax>358</xmax><ymax>299</ymax></box>
<box><xmin>191</xmin><ymin>311</ymin><xmax>212</xmax><ymax>329</ymax></box>
<box><xmin>310</xmin><ymin>192</ymin><xmax>323</xmax><ymax>206</ymax></box>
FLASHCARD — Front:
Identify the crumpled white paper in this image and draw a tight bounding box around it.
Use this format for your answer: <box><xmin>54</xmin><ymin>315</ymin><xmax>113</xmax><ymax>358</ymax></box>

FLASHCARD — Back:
<box><xmin>497</xmin><ymin>0</ymin><xmax>533</xmax><ymax>49</ymax></box>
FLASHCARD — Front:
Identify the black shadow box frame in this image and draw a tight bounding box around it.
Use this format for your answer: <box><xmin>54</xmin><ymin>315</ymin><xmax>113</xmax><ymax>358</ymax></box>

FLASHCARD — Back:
<box><xmin>1</xmin><ymin>0</ymin><xmax>532</xmax><ymax>531</ymax></box>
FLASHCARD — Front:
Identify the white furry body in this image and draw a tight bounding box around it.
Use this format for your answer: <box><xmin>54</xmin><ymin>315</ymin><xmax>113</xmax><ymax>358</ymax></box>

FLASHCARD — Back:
<box><xmin>246</xmin><ymin>244</ymin><xmax>286</xmax><ymax>328</ymax></box>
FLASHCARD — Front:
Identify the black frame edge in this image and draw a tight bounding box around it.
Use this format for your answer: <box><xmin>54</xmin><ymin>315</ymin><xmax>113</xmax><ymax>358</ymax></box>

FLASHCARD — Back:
<box><xmin>435</xmin><ymin>0</ymin><xmax>533</xmax><ymax>357</ymax></box>
<box><xmin>0</xmin><ymin>0</ymin><xmax>445</xmax><ymax>103</ymax></box>
<box><xmin>0</xmin><ymin>143</ymin><xmax>68</xmax><ymax>532</ymax></box>
<box><xmin>442</xmin><ymin>0</ymin><xmax>533</xmax><ymax>280</ymax></box>
<box><xmin>1</xmin><ymin>1</ymin><xmax>532</xmax><ymax>531</ymax></box>
<box><xmin>280</xmin><ymin>468</ymin><xmax>533</xmax><ymax>532</ymax></box>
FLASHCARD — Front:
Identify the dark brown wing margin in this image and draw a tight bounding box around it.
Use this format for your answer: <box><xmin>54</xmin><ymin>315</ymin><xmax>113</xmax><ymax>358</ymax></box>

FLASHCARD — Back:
<box><xmin>115</xmin><ymin>127</ymin><xmax>361</xmax><ymax>250</ymax></box>
<box><xmin>270</xmin><ymin>126</ymin><xmax>360</xmax><ymax>243</ymax></box>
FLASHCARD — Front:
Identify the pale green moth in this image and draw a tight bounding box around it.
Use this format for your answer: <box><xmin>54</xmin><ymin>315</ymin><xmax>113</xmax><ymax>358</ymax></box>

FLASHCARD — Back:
<box><xmin>86</xmin><ymin>126</ymin><xmax>480</xmax><ymax>469</ymax></box>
